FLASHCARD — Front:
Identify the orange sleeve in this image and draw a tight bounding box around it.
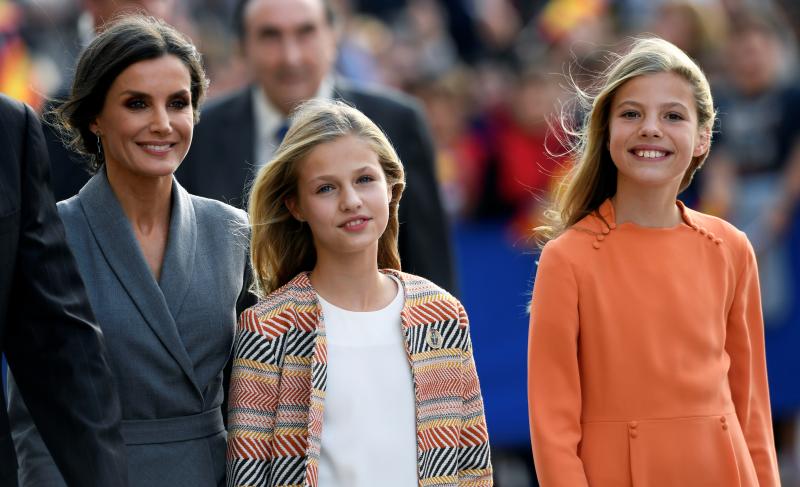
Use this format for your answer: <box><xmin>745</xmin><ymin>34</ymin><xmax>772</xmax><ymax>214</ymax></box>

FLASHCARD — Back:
<box><xmin>528</xmin><ymin>242</ymin><xmax>589</xmax><ymax>487</ymax></box>
<box><xmin>726</xmin><ymin>234</ymin><xmax>780</xmax><ymax>487</ymax></box>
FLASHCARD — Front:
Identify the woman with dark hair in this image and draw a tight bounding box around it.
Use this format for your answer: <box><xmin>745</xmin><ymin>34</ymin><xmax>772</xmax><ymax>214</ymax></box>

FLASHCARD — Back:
<box><xmin>8</xmin><ymin>16</ymin><xmax>253</xmax><ymax>487</ymax></box>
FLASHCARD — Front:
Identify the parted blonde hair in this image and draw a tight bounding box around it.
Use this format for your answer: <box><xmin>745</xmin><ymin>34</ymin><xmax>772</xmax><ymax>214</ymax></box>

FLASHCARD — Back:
<box><xmin>248</xmin><ymin>99</ymin><xmax>406</xmax><ymax>297</ymax></box>
<box><xmin>537</xmin><ymin>37</ymin><xmax>715</xmax><ymax>244</ymax></box>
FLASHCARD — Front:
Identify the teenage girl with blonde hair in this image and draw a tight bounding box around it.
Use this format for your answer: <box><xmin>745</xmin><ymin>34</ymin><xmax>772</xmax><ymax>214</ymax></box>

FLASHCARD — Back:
<box><xmin>226</xmin><ymin>99</ymin><xmax>493</xmax><ymax>487</ymax></box>
<box><xmin>528</xmin><ymin>37</ymin><xmax>780</xmax><ymax>486</ymax></box>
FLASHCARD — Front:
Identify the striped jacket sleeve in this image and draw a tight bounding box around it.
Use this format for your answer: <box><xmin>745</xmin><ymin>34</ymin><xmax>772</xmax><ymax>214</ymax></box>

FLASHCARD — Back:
<box><xmin>456</xmin><ymin>301</ymin><xmax>494</xmax><ymax>485</ymax></box>
<box><xmin>227</xmin><ymin>307</ymin><xmax>288</xmax><ymax>486</ymax></box>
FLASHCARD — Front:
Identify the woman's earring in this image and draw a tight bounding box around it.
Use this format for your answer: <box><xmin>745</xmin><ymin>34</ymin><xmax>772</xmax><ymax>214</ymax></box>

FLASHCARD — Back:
<box><xmin>95</xmin><ymin>132</ymin><xmax>104</xmax><ymax>161</ymax></box>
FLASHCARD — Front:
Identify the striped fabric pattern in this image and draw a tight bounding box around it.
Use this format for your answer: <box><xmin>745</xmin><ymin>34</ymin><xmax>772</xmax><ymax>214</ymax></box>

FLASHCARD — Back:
<box><xmin>227</xmin><ymin>270</ymin><xmax>493</xmax><ymax>487</ymax></box>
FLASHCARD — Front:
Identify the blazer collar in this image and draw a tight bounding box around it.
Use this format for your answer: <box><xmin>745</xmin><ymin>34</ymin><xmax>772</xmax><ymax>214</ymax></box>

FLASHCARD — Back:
<box><xmin>286</xmin><ymin>269</ymin><xmax>435</xmax><ymax>332</ymax></box>
<box><xmin>77</xmin><ymin>169</ymin><xmax>201</xmax><ymax>395</ymax></box>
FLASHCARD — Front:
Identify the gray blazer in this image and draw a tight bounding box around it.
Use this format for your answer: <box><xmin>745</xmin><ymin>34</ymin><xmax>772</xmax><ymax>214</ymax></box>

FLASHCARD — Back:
<box><xmin>8</xmin><ymin>170</ymin><xmax>253</xmax><ymax>487</ymax></box>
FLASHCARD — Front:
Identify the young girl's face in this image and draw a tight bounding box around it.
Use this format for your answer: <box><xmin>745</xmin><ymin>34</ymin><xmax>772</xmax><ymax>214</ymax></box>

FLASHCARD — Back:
<box><xmin>287</xmin><ymin>134</ymin><xmax>392</xmax><ymax>262</ymax></box>
<box><xmin>608</xmin><ymin>71</ymin><xmax>708</xmax><ymax>195</ymax></box>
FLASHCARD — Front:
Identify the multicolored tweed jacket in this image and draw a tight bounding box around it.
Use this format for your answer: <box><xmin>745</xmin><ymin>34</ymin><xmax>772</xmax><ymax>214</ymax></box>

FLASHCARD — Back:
<box><xmin>226</xmin><ymin>270</ymin><xmax>493</xmax><ymax>487</ymax></box>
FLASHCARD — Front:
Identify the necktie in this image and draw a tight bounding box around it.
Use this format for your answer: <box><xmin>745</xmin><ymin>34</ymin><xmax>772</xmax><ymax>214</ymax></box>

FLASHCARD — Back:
<box><xmin>275</xmin><ymin>122</ymin><xmax>289</xmax><ymax>144</ymax></box>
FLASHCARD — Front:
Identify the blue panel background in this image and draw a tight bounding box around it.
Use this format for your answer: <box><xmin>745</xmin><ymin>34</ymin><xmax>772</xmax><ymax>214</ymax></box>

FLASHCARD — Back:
<box><xmin>453</xmin><ymin>220</ymin><xmax>536</xmax><ymax>447</ymax></box>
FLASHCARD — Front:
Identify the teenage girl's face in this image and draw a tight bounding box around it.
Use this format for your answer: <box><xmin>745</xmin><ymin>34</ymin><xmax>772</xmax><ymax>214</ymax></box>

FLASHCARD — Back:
<box><xmin>287</xmin><ymin>134</ymin><xmax>392</xmax><ymax>262</ymax></box>
<box><xmin>90</xmin><ymin>55</ymin><xmax>194</xmax><ymax>182</ymax></box>
<box><xmin>608</xmin><ymin>72</ymin><xmax>709</xmax><ymax>196</ymax></box>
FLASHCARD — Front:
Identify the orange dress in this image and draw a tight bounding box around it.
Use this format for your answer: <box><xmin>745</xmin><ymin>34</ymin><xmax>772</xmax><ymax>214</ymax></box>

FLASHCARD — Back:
<box><xmin>528</xmin><ymin>199</ymin><xmax>780</xmax><ymax>487</ymax></box>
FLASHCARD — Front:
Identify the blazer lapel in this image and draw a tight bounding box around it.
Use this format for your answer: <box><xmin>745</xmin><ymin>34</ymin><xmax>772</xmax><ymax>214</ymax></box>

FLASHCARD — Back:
<box><xmin>157</xmin><ymin>180</ymin><xmax>196</xmax><ymax>321</ymax></box>
<box><xmin>289</xmin><ymin>273</ymin><xmax>326</xmax><ymax>484</ymax></box>
<box><xmin>77</xmin><ymin>170</ymin><xmax>201</xmax><ymax>394</ymax></box>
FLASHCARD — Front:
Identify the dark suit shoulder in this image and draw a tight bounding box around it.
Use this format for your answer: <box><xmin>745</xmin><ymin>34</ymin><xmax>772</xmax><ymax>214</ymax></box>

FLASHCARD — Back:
<box><xmin>197</xmin><ymin>88</ymin><xmax>251</xmax><ymax>126</ymax></box>
<box><xmin>0</xmin><ymin>94</ymin><xmax>34</xmax><ymax>162</ymax></box>
<box><xmin>0</xmin><ymin>93</ymin><xmax>27</xmax><ymax>124</ymax></box>
<box><xmin>337</xmin><ymin>84</ymin><xmax>423</xmax><ymax>119</ymax></box>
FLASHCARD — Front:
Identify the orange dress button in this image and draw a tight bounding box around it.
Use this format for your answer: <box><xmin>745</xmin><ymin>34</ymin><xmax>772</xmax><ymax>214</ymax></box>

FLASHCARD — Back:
<box><xmin>608</xmin><ymin>223</ymin><xmax>617</xmax><ymax>230</ymax></box>
<box><xmin>699</xmin><ymin>228</ymin><xmax>707</xmax><ymax>236</ymax></box>
<box><xmin>720</xmin><ymin>416</ymin><xmax>727</xmax><ymax>423</ymax></box>
<box><xmin>602</xmin><ymin>227</ymin><xmax>610</xmax><ymax>235</ymax></box>
<box><xmin>596</xmin><ymin>234</ymin><xmax>605</xmax><ymax>241</ymax></box>
<box><xmin>722</xmin><ymin>424</ymin><xmax>728</xmax><ymax>430</ymax></box>
<box><xmin>630</xmin><ymin>430</ymin><xmax>638</xmax><ymax>438</ymax></box>
<box><xmin>629</xmin><ymin>421</ymin><xmax>638</xmax><ymax>428</ymax></box>
<box><xmin>707</xmin><ymin>232</ymin><xmax>715</xmax><ymax>240</ymax></box>
<box><xmin>592</xmin><ymin>242</ymin><xmax>601</xmax><ymax>250</ymax></box>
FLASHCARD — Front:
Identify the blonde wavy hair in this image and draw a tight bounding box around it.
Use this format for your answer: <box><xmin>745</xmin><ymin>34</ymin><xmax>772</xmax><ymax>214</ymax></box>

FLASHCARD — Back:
<box><xmin>537</xmin><ymin>37</ymin><xmax>715</xmax><ymax>244</ymax></box>
<box><xmin>248</xmin><ymin>99</ymin><xmax>406</xmax><ymax>297</ymax></box>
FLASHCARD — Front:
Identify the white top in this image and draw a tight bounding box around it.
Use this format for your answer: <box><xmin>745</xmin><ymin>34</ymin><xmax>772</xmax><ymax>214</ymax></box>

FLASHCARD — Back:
<box><xmin>316</xmin><ymin>277</ymin><xmax>419</xmax><ymax>487</ymax></box>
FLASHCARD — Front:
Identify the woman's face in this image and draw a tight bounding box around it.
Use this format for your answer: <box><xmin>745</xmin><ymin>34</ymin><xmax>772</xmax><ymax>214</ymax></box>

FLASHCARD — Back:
<box><xmin>286</xmin><ymin>134</ymin><xmax>392</xmax><ymax>264</ymax></box>
<box><xmin>607</xmin><ymin>72</ymin><xmax>708</xmax><ymax>196</ymax></box>
<box><xmin>91</xmin><ymin>55</ymin><xmax>193</xmax><ymax>181</ymax></box>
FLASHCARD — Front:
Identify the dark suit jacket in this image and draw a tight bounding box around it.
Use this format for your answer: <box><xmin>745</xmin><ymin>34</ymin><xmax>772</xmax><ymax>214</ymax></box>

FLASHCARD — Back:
<box><xmin>176</xmin><ymin>83</ymin><xmax>457</xmax><ymax>293</ymax></box>
<box><xmin>8</xmin><ymin>170</ymin><xmax>254</xmax><ymax>487</ymax></box>
<box><xmin>0</xmin><ymin>94</ymin><xmax>127</xmax><ymax>487</ymax></box>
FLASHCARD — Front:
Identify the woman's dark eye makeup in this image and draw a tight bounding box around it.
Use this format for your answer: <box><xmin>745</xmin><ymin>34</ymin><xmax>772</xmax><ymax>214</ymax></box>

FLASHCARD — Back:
<box><xmin>125</xmin><ymin>95</ymin><xmax>190</xmax><ymax>110</ymax></box>
<box><xmin>126</xmin><ymin>98</ymin><xmax>146</xmax><ymax>109</ymax></box>
<box><xmin>170</xmin><ymin>96</ymin><xmax>190</xmax><ymax>109</ymax></box>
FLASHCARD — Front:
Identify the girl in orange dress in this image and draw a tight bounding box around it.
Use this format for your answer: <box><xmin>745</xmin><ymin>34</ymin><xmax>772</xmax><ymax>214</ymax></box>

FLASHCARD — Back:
<box><xmin>527</xmin><ymin>37</ymin><xmax>780</xmax><ymax>486</ymax></box>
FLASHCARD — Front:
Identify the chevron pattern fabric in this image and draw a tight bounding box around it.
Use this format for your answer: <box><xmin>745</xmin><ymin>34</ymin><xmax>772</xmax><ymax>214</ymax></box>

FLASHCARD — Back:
<box><xmin>227</xmin><ymin>270</ymin><xmax>493</xmax><ymax>487</ymax></box>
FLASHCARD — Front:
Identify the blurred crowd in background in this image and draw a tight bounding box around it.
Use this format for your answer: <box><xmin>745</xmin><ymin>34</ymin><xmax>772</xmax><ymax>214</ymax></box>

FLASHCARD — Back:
<box><xmin>4</xmin><ymin>0</ymin><xmax>800</xmax><ymax>485</ymax></box>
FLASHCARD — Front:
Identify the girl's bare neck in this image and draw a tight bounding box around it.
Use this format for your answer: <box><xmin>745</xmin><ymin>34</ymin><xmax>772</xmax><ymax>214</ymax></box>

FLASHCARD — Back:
<box><xmin>311</xmin><ymin>254</ymin><xmax>397</xmax><ymax>312</ymax></box>
<box><xmin>612</xmin><ymin>185</ymin><xmax>681</xmax><ymax>228</ymax></box>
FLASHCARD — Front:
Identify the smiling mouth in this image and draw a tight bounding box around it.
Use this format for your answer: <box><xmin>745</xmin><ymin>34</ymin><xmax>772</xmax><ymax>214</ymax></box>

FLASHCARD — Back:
<box><xmin>631</xmin><ymin>149</ymin><xmax>669</xmax><ymax>159</ymax></box>
<box><xmin>340</xmin><ymin>218</ymin><xmax>371</xmax><ymax>228</ymax></box>
<box><xmin>139</xmin><ymin>143</ymin><xmax>175</xmax><ymax>153</ymax></box>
